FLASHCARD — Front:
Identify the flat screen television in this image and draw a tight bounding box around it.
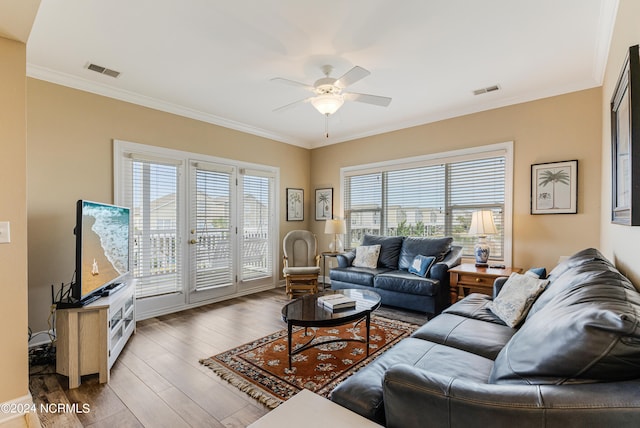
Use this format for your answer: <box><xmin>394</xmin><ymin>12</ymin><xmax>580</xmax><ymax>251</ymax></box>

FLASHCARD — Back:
<box><xmin>73</xmin><ymin>200</ymin><xmax>130</xmax><ymax>303</ymax></box>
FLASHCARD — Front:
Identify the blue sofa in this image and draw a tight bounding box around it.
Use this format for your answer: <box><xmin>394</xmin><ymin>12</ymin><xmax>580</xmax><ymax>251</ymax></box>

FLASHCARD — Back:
<box><xmin>329</xmin><ymin>235</ymin><xmax>462</xmax><ymax>315</ymax></box>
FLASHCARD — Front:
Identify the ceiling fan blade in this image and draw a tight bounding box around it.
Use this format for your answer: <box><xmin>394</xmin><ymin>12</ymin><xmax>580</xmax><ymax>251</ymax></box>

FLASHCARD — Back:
<box><xmin>273</xmin><ymin>97</ymin><xmax>312</xmax><ymax>113</ymax></box>
<box><xmin>344</xmin><ymin>92</ymin><xmax>392</xmax><ymax>107</ymax></box>
<box><xmin>334</xmin><ymin>66</ymin><xmax>371</xmax><ymax>89</ymax></box>
<box><xmin>270</xmin><ymin>77</ymin><xmax>315</xmax><ymax>92</ymax></box>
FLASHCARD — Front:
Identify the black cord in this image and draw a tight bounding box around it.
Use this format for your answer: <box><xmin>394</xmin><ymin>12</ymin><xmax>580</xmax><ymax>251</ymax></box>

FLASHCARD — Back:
<box><xmin>29</xmin><ymin>371</ymin><xmax>56</xmax><ymax>377</ymax></box>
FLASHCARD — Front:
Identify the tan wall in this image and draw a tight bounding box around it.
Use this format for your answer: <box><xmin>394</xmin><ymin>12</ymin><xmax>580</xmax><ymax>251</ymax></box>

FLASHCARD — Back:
<box><xmin>27</xmin><ymin>79</ymin><xmax>311</xmax><ymax>332</ymax></box>
<box><xmin>311</xmin><ymin>88</ymin><xmax>602</xmax><ymax>271</ymax></box>
<box><xmin>0</xmin><ymin>37</ymin><xmax>29</xmax><ymax>403</ymax></box>
<box><xmin>600</xmin><ymin>0</ymin><xmax>640</xmax><ymax>285</ymax></box>
<box><xmin>27</xmin><ymin>74</ymin><xmax>605</xmax><ymax>330</ymax></box>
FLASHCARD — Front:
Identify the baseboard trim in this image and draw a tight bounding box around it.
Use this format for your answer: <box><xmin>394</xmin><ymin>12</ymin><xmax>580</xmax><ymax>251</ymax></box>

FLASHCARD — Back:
<box><xmin>0</xmin><ymin>394</ymin><xmax>39</xmax><ymax>426</ymax></box>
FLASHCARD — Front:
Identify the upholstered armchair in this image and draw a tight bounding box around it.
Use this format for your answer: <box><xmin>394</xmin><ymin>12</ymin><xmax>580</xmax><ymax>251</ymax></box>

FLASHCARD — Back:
<box><xmin>282</xmin><ymin>230</ymin><xmax>321</xmax><ymax>298</ymax></box>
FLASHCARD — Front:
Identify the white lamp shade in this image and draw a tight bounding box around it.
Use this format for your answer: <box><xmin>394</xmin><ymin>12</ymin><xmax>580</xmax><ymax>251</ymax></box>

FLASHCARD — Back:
<box><xmin>311</xmin><ymin>94</ymin><xmax>344</xmax><ymax>115</ymax></box>
<box><xmin>324</xmin><ymin>219</ymin><xmax>346</xmax><ymax>234</ymax></box>
<box><xmin>325</xmin><ymin>219</ymin><xmax>346</xmax><ymax>252</ymax></box>
<box><xmin>468</xmin><ymin>210</ymin><xmax>497</xmax><ymax>236</ymax></box>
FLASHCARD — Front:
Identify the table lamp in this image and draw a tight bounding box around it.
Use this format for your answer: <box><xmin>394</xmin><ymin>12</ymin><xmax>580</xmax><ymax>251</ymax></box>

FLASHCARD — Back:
<box><xmin>325</xmin><ymin>219</ymin><xmax>346</xmax><ymax>253</ymax></box>
<box><xmin>468</xmin><ymin>210</ymin><xmax>497</xmax><ymax>267</ymax></box>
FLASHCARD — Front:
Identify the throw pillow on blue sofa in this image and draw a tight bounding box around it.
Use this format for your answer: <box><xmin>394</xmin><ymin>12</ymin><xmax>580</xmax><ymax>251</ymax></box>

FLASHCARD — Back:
<box><xmin>408</xmin><ymin>255</ymin><xmax>436</xmax><ymax>277</ymax></box>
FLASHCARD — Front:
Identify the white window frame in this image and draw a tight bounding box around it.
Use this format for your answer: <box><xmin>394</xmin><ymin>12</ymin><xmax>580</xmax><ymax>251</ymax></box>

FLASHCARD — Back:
<box><xmin>340</xmin><ymin>141</ymin><xmax>514</xmax><ymax>265</ymax></box>
<box><xmin>114</xmin><ymin>139</ymin><xmax>280</xmax><ymax>319</ymax></box>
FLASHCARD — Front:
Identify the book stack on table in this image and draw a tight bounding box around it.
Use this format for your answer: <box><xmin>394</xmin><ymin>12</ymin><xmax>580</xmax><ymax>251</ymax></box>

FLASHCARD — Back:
<box><xmin>318</xmin><ymin>294</ymin><xmax>356</xmax><ymax>311</ymax></box>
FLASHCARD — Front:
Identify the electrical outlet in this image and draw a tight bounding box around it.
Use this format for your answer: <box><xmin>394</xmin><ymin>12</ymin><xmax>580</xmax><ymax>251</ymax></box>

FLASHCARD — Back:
<box><xmin>0</xmin><ymin>222</ymin><xmax>10</xmax><ymax>244</ymax></box>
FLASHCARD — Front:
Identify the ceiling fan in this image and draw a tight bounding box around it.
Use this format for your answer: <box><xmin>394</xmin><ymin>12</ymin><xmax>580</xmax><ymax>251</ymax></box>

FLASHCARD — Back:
<box><xmin>271</xmin><ymin>65</ymin><xmax>392</xmax><ymax>136</ymax></box>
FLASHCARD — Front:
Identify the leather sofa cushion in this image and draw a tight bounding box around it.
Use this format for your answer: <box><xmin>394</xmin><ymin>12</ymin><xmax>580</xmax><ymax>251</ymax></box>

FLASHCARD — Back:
<box><xmin>374</xmin><ymin>270</ymin><xmax>439</xmax><ymax>296</ymax></box>
<box><xmin>362</xmin><ymin>235</ymin><xmax>404</xmax><ymax>269</ymax></box>
<box><xmin>412</xmin><ymin>313</ymin><xmax>515</xmax><ymax>360</ymax></box>
<box><xmin>490</xmin><ymin>266</ymin><xmax>640</xmax><ymax>385</ymax></box>
<box><xmin>444</xmin><ymin>293</ymin><xmax>507</xmax><ymax>325</ymax></box>
<box><xmin>398</xmin><ymin>237</ymin><xmax>453</xmax><ymax>270</ymax></box>
<box><xmin>329</xmin><ymin>266</ymin><xmax>392</xmax><ymax>287</ymax></box>
<box><xmin>331</xmin><ymin>337</ymin><xmax>494</xmax><ymax>424</ymax></box>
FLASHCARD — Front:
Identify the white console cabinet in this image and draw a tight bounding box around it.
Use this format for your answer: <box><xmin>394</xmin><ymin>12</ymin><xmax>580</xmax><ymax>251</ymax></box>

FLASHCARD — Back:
<box><xmin>56</xmin><ymin>279</ymin><xmax>135</xmax><ymax>388</ymax></box>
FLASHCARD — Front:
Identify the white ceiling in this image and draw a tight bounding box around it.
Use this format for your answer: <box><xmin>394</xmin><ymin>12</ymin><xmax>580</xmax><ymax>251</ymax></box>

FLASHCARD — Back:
<box><xmin>25</xmin><ymin>0</ymin><xmax>618</xmax><ymax>149</ymax></box>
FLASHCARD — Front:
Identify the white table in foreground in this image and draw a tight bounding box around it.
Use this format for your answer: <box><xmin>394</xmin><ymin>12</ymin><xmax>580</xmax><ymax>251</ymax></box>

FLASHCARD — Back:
<box><xmin>248</xmin><ymin>389</ymin><xmax>382</xmax><ymax>428</ymax></box>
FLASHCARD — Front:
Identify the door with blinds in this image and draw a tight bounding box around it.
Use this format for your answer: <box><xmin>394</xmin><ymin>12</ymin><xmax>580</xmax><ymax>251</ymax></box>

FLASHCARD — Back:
<box><xmin>188</xmin><ymin>163</ymin><xmax>276</xmax><ymax>302</ymax></box>
<box><xmin>189</xmin><ymin>161</ymin><xmax>237</xmax><ymax>302</ymax></box>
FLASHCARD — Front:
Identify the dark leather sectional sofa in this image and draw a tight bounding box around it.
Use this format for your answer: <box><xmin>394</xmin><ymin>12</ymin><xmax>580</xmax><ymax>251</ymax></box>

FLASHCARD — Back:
<box><xmin>329</xmin><ymin>235</ymin><xmax>462</xmax><ymax>316</ymax></box>
<box><xmin>331</xmin><ymin>248</ymin><xmax>640</xmax><ymax>427</ymax></box>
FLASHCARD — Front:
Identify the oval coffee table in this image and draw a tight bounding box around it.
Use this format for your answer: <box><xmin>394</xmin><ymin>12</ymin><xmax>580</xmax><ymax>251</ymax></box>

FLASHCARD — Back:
<box><xmin>281</xmin><ymin>289</ymin><xmax>381</xmax><ymax>368</ymax></box>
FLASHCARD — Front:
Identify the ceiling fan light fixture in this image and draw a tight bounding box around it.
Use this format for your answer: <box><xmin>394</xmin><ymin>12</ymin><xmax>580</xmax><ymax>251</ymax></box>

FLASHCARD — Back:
<box><xmin>311</xmin><ymin>94</ymin><xmax>344</xmax><ymax>115</ymax></box>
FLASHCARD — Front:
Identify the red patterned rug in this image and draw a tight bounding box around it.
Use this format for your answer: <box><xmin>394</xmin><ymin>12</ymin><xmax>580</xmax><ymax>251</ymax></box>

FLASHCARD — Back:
<box><xmin>199</xmin><ymin>315</ymin><xmax>418</xmax><ymax>408</ymax></box>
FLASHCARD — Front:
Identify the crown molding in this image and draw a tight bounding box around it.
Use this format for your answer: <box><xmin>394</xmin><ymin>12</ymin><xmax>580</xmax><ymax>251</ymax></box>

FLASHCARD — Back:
<box><xmin>26</xmin><ymin>64</ymin><xmax>311</xmax><ymax>149</ymax></box>
<box><xmin>591</xmin><ymin>0</ymin><xmax>619</xmax><ymax>84</ymax></box>
<box><xmin>310</xmin><ymin>78</ymin><xmax>600</xmax><ymax>149</ymax></box>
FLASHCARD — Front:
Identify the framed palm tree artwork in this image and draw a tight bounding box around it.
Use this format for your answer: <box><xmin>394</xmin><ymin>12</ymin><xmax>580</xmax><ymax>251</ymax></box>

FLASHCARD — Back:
<box><xmin>315</xmin><ymin>188</ymin><xmax>333</xmax><ymax>220</ymax></box>
<box><xmin>531</xmin><ymin>160</ymin><xmax>578</xmax><ymax>214</ymax></box>
<box><xmin>286</xmin><ymin>188</ymin><xmax>304</xmax><ymax>221</ymax></box>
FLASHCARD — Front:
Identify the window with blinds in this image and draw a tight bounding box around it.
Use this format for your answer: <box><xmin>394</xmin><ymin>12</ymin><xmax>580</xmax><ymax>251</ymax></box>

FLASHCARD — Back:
<box><xmin>125</xmin><ymin>156</ymin><xmax>182</xmax><ymax>299</ymax></box>
<box><xmin>240</xmin><ymin>170</ymin><xmax>274</xmax><ymax>281</ymax></box>
<box><xmin>343</xmin><ymin>146</ymin><xmax>509</xmax><ymax>260</ymax></box>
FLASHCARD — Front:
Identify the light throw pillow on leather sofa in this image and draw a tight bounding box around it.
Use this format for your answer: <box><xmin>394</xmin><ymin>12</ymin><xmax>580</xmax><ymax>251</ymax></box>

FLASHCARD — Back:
<box><xmin>488</xmin><ymin>272</ymin><xmax>549</xmax><ymax>327</ymax></box>
<box><xmin>353</xmin><ymin>245</ymin><xmax>382</xmax><ymax>269</ymax></box>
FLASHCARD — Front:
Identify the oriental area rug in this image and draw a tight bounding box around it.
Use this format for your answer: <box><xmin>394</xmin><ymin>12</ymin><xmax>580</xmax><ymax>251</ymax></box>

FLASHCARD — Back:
<box><xmin>199</xmin><ymin>316</ymin><xmax>418</xmax><ymax>408</ymax></box>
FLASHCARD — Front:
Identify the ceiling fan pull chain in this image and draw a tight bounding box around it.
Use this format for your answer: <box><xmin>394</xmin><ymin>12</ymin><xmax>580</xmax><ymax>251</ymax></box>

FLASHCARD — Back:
<box><xmin>325</xmin><ymin>114</ymin><xmax>329</xmax><ymax>138</ymax></box>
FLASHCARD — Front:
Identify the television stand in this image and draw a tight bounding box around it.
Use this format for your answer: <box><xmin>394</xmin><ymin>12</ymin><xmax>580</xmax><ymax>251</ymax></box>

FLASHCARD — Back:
<box><xmin>56</xmin><ymin>278</ymin><xmax>136</xmax><ymax>388</ymax></box>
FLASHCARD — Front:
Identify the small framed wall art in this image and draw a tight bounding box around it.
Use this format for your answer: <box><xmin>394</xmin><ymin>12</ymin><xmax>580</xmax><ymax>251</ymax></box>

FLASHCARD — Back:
<box><xmin>286</xmin><ymin>188</ymin><xmax>304</xmax><ymax>221</ymax></box>
<box><xmin>531</xmin><ymin>160</ymin><xmax>578</xmax><ymax>214</ymax></box>
<box><xmin>610</xmin><ymin>44</ymin><xmax>640</xmax><ymax>225</ymax></box>
<box><xmin>315</xmin><ymin>188</ymin><xmax>333</xmax><ymax>221</ymax></box>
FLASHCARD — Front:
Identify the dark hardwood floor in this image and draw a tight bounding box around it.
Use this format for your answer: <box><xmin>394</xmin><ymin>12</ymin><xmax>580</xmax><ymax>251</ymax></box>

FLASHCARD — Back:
<box><xmin>29</xmin><ymin>288</ymin><xmax>428</xmax><ymax>427</ymax></box>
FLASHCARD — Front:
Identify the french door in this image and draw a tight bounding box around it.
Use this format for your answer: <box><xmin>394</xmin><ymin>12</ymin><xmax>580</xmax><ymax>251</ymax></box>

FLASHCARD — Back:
<box><xmin>188</xmin><ymin>161</ymin><xmax>236</xmax><ymax>302</ymax></box>
<box><xmin>189</xmin><ymin>163</ymin><xmax>276</xmax><ymax>302</ymax></box>
<box><xmin>115</xmin><ymin>140</ymin><xmax>277</xmax><ymax>318</ymax></box>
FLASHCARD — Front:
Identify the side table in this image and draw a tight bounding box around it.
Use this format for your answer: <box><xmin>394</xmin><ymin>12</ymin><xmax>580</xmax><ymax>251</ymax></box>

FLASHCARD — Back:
<box><xmin>321</xmin><ymin>251</ymin><xmax>340</xmax><ymax>289</ymax></box>
<box><xmin>449</xmin><ymin>263</ymin><xmax>523</xmax><ymax>303</ymax></box>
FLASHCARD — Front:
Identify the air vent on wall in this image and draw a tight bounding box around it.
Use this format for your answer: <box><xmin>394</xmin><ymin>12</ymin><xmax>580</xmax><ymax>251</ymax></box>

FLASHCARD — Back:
<box><xmin>473</xmin><ymin>84</ymin><xmax>500</xmax><ymax>96</ymax></box>
<box><xmin>86</xmin><ymin>63</ymin><xmax>121</xmax><ymax>78</ymax></box>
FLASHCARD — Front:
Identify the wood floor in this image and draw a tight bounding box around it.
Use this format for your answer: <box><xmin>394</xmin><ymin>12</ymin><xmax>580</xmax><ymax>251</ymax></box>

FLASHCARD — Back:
<box><xmin>29</xmin><ymin>288</ymin><xmax>428</xmax><ymax>427</ymax></box>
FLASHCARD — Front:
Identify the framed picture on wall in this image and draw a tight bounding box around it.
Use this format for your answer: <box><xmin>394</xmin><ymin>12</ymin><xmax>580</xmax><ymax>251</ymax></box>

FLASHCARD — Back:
<box><xmin>611</xmin><ymin>44</ymin><xmax>640</xmax><ymax>225</ymax></box>
<box><xmin>286</xmin><ymin>188</ymin><xmax>304</xmax><ymax>221</ymax></box>
<box><xmin>531</xmin><ymin>160</ymin><xmax>578</xmax><ymax>214</ymax></box>
<box><xmin>315</xmin><ymin>188</ymin><xmax>333</xmax><ymax>220</ymax></box>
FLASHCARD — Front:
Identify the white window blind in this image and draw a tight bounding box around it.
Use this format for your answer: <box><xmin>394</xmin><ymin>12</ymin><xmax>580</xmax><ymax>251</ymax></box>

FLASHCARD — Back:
<box><xmin>240</xmin><ymin>171</ymin><xmax>274</xmax><ymax>281</ymax></box>
<box><xmin>344</xmin><ymin>172</ymin><xmax>382</xmax><ymax>248</ymax></box>
<box><xmin>344</xmin><ymin>149</ymin><xmax>507</xmax><ymax>260</ymax></box>
<box><xmin>124</xmin><ymin>156</ymin><xmax>182</xmax><ymax>298</ymax></box>
<box><xmin>449</xmin><ymin>157</ymin><xmax>505</xmax><ymax>258</ymax></box>
<box><xmin>193</xmin><ymin>165</ymin><xmax>233</xmax><ymax>290</ymax></box>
